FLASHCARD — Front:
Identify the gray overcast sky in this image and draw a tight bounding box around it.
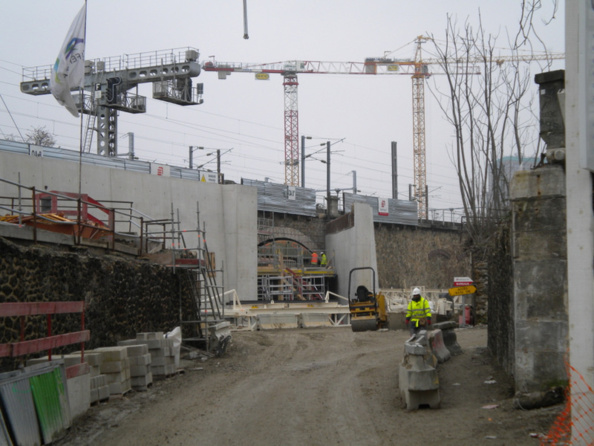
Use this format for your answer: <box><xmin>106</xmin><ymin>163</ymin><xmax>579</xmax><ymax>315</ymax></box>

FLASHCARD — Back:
<box><xmin>0</xmin><ymin>1</ymin><xmax>565</xmax><ymax>216</ymax></box>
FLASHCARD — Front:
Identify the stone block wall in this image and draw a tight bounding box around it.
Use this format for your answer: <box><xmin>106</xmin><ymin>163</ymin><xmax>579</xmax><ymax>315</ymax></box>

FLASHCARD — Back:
<box><xmin>510</xmin><ymin>165</ymin><xmax>568</xmax><ymax>393</ymax></box>
<box><xmin>374</xmin><ymin>225</ymin><xmax>470</xmax><ymax>289</ymax></box>
<box><xmin>0</xmin><ymin>237</ymin><xmax>195</xmax><ymax>371</ymax></box>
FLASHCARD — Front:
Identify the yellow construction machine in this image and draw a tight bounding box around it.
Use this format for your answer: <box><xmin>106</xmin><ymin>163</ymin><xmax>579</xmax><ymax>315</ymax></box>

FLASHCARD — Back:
<box><xmin>347</xmin><ymin>267</ymin><xmax>388</xmax><ymax>332</ymax></box>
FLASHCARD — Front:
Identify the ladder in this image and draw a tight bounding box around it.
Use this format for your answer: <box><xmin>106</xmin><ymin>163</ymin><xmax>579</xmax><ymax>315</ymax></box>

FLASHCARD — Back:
<box><xmin>83</xmin><ymin>113</ymin><xmax>96</xmax><ymax>153</ymax></box>
<box><xmin>173</xmin><ymin>206</ymin><xmax>230</xmax><ymax>356</ymax></box>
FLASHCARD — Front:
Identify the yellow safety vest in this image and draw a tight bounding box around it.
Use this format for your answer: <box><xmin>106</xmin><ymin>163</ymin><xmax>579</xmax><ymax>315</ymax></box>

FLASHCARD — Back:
<box><xmin>406</xmin><ymin>297</ymin><xmax>432</xmax><ymax>327</ymax></box>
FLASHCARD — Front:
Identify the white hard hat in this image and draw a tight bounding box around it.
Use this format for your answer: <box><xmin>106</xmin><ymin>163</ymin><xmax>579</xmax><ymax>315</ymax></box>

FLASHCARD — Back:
<box><xmin>413</xmin><ymin>287</ymin><xmax>421</xmax><ymax>295</ymax></box>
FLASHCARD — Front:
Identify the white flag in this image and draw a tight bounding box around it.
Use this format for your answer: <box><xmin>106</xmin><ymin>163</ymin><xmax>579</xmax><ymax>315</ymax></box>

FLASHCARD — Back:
<box><xmin>50</xmin><ymin>4</ymin><xmax>86</xmax><ymax>117</ymax></box>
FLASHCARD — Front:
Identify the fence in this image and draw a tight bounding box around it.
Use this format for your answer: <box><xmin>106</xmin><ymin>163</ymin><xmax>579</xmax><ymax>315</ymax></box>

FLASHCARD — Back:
<box><xmin>542</xmin><ymin>362</ymin><xmax>594</xmax><ymax>445</ymax></box>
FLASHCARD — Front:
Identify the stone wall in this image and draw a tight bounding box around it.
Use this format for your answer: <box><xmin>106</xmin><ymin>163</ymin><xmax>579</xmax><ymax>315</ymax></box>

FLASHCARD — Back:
<box><xmin>261</xmin><ymin>211</ymin><xmax>472</xmax><ymax>290</ymax></box>
<box><xmin>374</xmin><ymin>224</ymin><xmax>470</xmax><ymax>289</ymax></box>
<box><xmin>487</xmin><ymin>220</ymin><xmax>514</xmax><ymax>375</ymax></box>
<box><xmin>510</xmin><ymin>165</ymin><xmax>568</xmax><ymax>393</ymax></box>
<box><xmin>0</xmin><ymin>237</ymin><xmax>195</xmax><ymax>371</ymax></box>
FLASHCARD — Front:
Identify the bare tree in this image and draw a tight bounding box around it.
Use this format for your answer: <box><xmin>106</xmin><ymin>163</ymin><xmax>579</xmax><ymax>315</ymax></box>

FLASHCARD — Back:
<box><xmin>26</xmin><ymin>126</ymin><xmax>56</xmax><ymax>147</ymax></box>
<box><xmin>428</xmin><ymin>6</ymin><xmax>557</xmax><ymax>246</ymax></box>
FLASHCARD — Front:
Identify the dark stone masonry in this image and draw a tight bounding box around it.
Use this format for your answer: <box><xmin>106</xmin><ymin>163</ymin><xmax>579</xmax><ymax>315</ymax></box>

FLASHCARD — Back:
<box><xmin>0</xmin><ymin>237</ymin><xmax>195</xmax><ymax>371</ymax></box>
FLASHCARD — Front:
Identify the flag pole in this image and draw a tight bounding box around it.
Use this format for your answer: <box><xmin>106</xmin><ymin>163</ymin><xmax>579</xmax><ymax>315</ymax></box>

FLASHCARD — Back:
<box><xmin>78</xmin><ymin>0</ymin><xmax>87</xmax><ymax>198</ymax></box>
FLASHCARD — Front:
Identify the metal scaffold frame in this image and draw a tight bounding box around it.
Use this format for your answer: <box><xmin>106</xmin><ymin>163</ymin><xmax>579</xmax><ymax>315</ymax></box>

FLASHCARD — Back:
<box><xmin>162</xmin><ymin>203</ymin><xmax>231</xmax><ymax>356</ymax></box>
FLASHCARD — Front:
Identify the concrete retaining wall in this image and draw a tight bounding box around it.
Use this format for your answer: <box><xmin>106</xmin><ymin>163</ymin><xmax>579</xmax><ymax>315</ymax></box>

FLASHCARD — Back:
<box><xmin>0</xmin><ymin>150</ymin><xmax>257</xmax><ymax>300</ymax></box>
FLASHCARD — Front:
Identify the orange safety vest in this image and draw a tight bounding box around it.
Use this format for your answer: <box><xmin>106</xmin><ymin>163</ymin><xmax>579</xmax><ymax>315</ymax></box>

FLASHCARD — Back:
<box><xmin>311</xmin><ymin>252</ymin><xmax>318</xmax><ymax>265</ymax></box>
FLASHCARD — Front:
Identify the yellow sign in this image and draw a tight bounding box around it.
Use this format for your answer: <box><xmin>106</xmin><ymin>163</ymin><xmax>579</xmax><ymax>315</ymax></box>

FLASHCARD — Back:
<box><xmin>255</xmin><ymin>72</ymin><xmax>270</xmax><ymax>80</ymax></box>
<box><xmin>448</xmin><ymin>285</ymin><xmax>477</xmax><ymax>296</ymax></box>
<box><xmin>387</xmin><ymin>64</ymin><xmax>400</xmax><ymax>71</ymax></box>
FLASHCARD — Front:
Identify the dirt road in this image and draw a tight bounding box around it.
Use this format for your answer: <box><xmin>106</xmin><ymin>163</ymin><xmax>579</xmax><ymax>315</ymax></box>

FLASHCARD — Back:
<box><xmin>56</xmin><ymin>326</ymin><xmax>561</xmax><ymax>446</ymax></box>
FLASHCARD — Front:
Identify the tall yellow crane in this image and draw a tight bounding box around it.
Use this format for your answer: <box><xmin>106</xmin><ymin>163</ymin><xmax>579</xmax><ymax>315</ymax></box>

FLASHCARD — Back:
<box><xmin>373</xmin><ymin>37</ymin><xmax>564</xmax><ymax>218</ymax></box>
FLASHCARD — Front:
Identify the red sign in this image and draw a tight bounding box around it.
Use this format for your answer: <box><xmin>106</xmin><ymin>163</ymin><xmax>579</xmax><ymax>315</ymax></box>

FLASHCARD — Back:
<box><xmin>453</xmin><ymin>277</ymin><xmax>473</xmax><ymax>287</ymax></box>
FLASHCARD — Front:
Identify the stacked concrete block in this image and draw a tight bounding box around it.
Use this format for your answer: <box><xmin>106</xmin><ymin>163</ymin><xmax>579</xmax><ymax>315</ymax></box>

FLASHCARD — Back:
<box><xmin>117</xmin><ymin>332</ymin><xmax>177</xmax><ymax>382</ymax></box>
<box><xmin>93</xmin><ymin>346</ymin><xmax>131</xmax><ymax>396</ymax></box>
<box><xmin>116</xmin><ymin>342</ymin><xmax>153</xmax><ymax>391</ymax></box>
<box><xmin>68</xmin><ymin>351</ymin><xmax>110</xmax><ymax>404</ymax></box>
<box><xmin>398</xmin><ymin>331</ymin><xmax>441</xmax><ymax>410</ymax></box>
<box><xmin>80</xmin><ymin>352</ymin><xmax>110</xmax><ymax>404</ymax></box>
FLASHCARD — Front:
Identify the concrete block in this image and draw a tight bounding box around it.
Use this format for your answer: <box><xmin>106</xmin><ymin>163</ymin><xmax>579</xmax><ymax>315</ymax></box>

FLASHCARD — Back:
<box><xmin>103</xmin><ymin>369</ymin><xmax>130</xmax><ymax>384</ymax></box>
<box><xmin>97</xmin><ymin>385</ymin><xmax>110</xmax><ymax>401</ymax></box>
<box><xmin>137</xmin><ymin>332</ymin><xmax>164</xmax><ymax>340</ymax></box>
<box><xmin>510</xmin><ymin>166</ymin><xmax>565</xmax><ymax>200</ymax></box>
<box><xmin>67</xmin><ymin>370</ymin><xmax>91</xmax><ymax>421</ymax></box>
<box><xmin>108</xmin><ymin>379</ymin><xmax>131</xmax><ymax>395</ymax></box>
<box><xmin>149</xmin><ymin>347</ymin><xmax>165</xmax><ymax>357</ymax></box>
<box><xmin>150</xmin><ymin>355</ymin><xmax>174</xmax><ymax>367</ymax></box>
<box><xmin>130</xmin><ymin>364</ymin><xmax>151</xmax><ymax>377</ymax></box>
<box><xmin>126</xmin><ymin>344</ymin><xmax>149</xmax><ymax>356</ymax></box>
<box><xmin>129</xmin><ymin>353</ymin><xmax>152</xmax><ymax>366</ymax></box>
<box><xmin>117</xmin><ymin>339</ymin><xmax>144</xmax><ymax>347</ymax></box>
<box><xmin>90</xmin><ymin>388</ymin><xmax>99</xmax><ymax>404</ymax></box>
<box><xmin>428</xmin><ymin>330</ymin><xmax>451</xmax><ymax>363</ymax></box>
<box><xmin>28</xmin><ymin>354</ymin><xmax>86</xmax><ymax>368</ymax></box>
<box><xmin>432</xmin><ymin>321</ymin><xmax>458</xmax><ymax>331</ymax></box>
<box><xmin>94</xmin><ymin>346</ymin><xmax>128</xmax><ymax>361</ymax></box>
<box><xmin>90</xmin><ymin>374</ymin><xmax>107</xmax><ymax>389</ymax></box>
<box><xmin>100</xmin><ymin>358</ymin><xmax>129</xmax><ymax>374</ymax></box>
<box><xmin>131</xmin><ymin>372</ymin><xmax>153</xmax><ymax>390</ymax></box>
<box><xmin>404</xmin><ymin>343</ymin><xmax>427</xmax><ymax>356</ymax></box>
<box><xmin>441</xmin><ymin>329</ymin><xmax>463</xmax><ymax>356</ymax></box>
<box><xmin>145</xmin><ymin>339</ymin><xmax>164</xmax><ymax>349</ymax></box>
<box><xmin>83</xmin><ymin>352</ymin><xmax>103</xmax><ymax>367</ymax></box>
<box><xmin>152</xmin><ymin>363</ymin><xmax>176</xmax><ymax>377</ymax></box>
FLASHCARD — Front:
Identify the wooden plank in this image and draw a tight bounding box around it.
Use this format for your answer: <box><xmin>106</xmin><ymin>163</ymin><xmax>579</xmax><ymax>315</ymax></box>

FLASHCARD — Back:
<box><xmin>11</xmin><ymin>330</ymin><xmax>90</xmax><ymax>357</ymax></box>
<box><xmin>0</xmin><ymin>301</ymin><xmax>84</xmax><ymax>317</ymax></box>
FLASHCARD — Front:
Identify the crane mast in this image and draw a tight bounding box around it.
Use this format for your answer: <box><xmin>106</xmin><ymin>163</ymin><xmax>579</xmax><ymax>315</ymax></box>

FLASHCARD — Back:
<box><xmin>412</xmin><ymin>36</ymin><xmax>431</xmax><ymax>219</ymax></box>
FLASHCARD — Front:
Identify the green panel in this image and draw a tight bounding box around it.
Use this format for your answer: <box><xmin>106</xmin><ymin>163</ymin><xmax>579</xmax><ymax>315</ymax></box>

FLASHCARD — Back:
<box><xmin>29</xmin><ymin>369</ymin><xmax>68</xmax><ymax>444</ymax></box>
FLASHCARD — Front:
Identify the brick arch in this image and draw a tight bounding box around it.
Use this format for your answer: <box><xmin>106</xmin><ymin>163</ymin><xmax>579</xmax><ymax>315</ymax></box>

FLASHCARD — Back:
<box><xmin>262</xmin><ymin>226</ymin><xmax>319</xmax><ymax>252</ymax></box>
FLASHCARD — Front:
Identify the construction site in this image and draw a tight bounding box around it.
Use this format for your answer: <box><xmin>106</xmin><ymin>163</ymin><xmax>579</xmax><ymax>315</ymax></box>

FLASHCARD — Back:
<box><xmin>2</xmin><ymin>1</ymin><xmax>591</xmax><ymax>443</ymax></box>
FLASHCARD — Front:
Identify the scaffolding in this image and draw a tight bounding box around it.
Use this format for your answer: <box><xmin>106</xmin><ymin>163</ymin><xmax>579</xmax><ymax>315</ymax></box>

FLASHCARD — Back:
<box><xmin>257</xmin><ymin>212</ymin><xmax>334</xmax><ymax>302</ymax></box>
<box><xmin>159</xmin><ymin>204</ymin><xmax>231</xmax><ymax>356</ymax></box>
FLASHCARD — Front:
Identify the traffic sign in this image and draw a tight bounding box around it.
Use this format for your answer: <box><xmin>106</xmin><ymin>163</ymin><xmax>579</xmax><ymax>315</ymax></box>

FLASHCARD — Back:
<box><xmin>448</xmin><ymin>285</ymin><xmax>477</xmax><ymax>296</ymax></box>
<box><xmin>453</xmin><ymin>277</ymin><xmax>473</xmax><ymax>286</ymax></box>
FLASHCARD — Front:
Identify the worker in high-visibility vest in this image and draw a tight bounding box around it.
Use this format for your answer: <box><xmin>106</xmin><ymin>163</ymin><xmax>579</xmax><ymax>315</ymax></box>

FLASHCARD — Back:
<box><xmin>320</xmin><ymin>252</ymin><xmax>328</xmax><ymax>267</ymax></box>
<box><xmin>405</xmin><ymin>287</ymin><xmax>432</xmax><ymax>336</ymax></box>
<box><xmin>311</xmin><ymin>251</ymin><xmax>319</xmax><ymax>266</ymax></box>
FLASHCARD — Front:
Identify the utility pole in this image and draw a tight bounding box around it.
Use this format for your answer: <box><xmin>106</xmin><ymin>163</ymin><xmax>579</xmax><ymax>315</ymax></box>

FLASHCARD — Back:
<box><xmin>326</xmin><ymin>141</ymin><xmax>331</xmax><ymax>206</ymax></box>
<box><xmin>216</xmin><ymin>149</ymin><xmax>221</xmax><ymax>183</ymax></box>
<box><xmin>391</xmin><ymin>141</ymin><xmax>398</xmax><ymax>199</ymax></box>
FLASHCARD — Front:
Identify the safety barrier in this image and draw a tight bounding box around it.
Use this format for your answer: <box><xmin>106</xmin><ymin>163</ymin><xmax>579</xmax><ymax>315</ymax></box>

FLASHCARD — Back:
<box><xmin>542</xmin><ymin>362</ymin><xmax>594</xmax><ymax>445</ymax></box>
<box><xmin>0</xmin><ymin>302</ymin><xmax>90</xmax><ymax>377</ymax></box>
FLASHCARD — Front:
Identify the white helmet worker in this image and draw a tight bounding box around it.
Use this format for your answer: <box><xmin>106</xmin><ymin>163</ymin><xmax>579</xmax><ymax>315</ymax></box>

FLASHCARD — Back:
<box><xmin>412</xmin><ymin>287</ymin><xmax>421</xmax><ymax>296</ymax></box>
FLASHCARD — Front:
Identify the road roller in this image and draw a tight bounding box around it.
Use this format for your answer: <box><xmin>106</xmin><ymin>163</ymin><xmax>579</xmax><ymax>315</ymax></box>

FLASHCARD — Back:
<box><xmin>347</xmin><ymin>267</ymin><xmax>388</xmax><ymax>332</ymax></box>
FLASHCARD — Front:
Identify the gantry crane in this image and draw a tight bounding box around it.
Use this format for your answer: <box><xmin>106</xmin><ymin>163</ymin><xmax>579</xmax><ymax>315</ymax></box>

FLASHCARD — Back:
<box><xmin>20</xmin><ymin>47</ymin><xmax>204</xmax><ymax>156</ymax></box>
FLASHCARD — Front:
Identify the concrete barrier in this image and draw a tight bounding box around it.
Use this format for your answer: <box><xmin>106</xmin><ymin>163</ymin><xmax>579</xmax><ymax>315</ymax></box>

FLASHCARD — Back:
<box><xmin>398</xmin><ymin>331</ymin><xmax>441</xmax><ymax>410</ymax></box>
<box><xmin>432</xmin><ymin>321</ymin><xmax>463</xmax><ymax>356</ymax></box>
<box><xmin>428</xmin><ymin>329</ymin><xmax>451</xmax><ymax>363</ymax></box>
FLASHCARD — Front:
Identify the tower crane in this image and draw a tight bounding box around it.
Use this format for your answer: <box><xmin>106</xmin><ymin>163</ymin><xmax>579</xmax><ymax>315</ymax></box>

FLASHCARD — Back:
<box><xmin>202</xmin><ymin>58</ymin><xmax>425</xmax><ymax>188</ymax></box>
<box><xmin>204</xmin><ymin>38</ymin><xmax>564</xmax><ymax>220</ymax></box>
<box><xmin>383</xmin><ymin>36</ymin><xmax>566</xmax><ymax>218</ymax></box>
